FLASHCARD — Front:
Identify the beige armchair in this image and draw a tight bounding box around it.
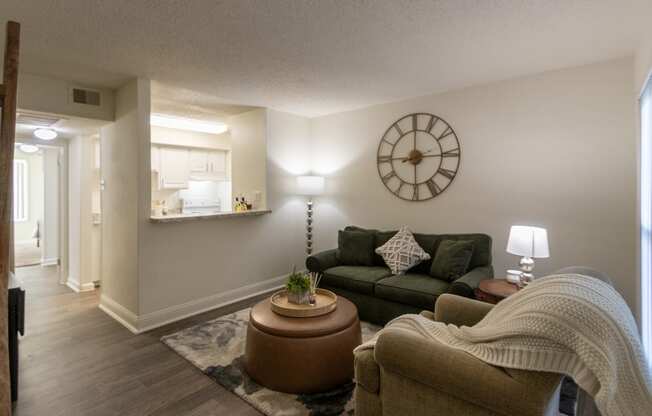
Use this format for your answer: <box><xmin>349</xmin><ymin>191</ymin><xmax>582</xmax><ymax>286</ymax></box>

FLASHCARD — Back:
<box><xmin>354</xmin><ymin>294</ymin><xmax>563</xmax><ymax>416</ymax></box>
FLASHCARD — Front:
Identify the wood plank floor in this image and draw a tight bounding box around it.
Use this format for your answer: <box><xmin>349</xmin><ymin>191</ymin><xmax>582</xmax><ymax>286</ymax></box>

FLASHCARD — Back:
<box><xmin>13</xmin><ymin>265</ymin><xmax>265</xmax><ymax>416</ymax></box>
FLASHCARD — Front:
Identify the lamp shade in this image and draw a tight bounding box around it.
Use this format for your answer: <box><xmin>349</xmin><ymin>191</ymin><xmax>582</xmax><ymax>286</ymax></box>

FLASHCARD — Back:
<box><xmin>506</xmin><ymin>225</ymin><xmax>549</xmax><ymax>258</ymax></box>
<box><xmin>297</xmin><ymin>175</ymin><xmax>325</xmax><ymax>196</ymax></box>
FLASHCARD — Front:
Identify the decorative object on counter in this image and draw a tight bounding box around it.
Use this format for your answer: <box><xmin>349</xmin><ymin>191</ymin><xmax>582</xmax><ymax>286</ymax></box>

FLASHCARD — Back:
<box><xmin>506</xmin><ymin>225</ymin><xmax>549</xmax><ymax>284</ymax></box>
<box><xmin>297</xmin><ymin>175</ymin><xmax>325</xmax><ymax>255</ymax></box>
<box><xmin>506</xmin><ymin>269</ymin><xmax>524</xmax><ymax>286</ymax></box>
<box><xmin>285</xmin><ymin>268</ymin><xmax>312</xmax><ymax>305</ymax></box>
<box><xmin>234</xmin><ymin>196</ymin><xmax>249</xmax><ymax>212</ymax></box>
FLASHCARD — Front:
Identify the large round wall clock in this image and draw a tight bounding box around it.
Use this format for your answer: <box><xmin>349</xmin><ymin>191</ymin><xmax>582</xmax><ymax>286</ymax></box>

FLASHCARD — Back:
<box><xmin>376</xmin><ymin>112</ymin><xmax>461</xmax><ymax>201</ymax></box>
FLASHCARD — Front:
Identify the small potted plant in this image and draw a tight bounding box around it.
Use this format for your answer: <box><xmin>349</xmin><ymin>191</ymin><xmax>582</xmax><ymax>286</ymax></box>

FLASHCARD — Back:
<box><xmin>286</xmin><ymin>268</ymin><xmax>311</xmax><ymax>305</ymax></box>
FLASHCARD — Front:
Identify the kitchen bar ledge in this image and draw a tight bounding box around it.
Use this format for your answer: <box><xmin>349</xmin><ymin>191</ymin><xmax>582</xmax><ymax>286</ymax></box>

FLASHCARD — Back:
<box><xmin>150</xmin><ymin>209</ymin><xmax>272</xmax><ymax>223</ymax></box>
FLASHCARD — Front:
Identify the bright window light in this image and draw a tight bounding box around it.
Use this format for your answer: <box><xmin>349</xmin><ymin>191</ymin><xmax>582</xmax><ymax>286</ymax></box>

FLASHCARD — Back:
<box><xmin>150</xmin><ymin>114</ymin><xmax>228</xmax><ymax>135</ymax></box>
<box><xmin>33</xmin><ymin>128</ymin><xmax>58</xmax><ymax>140</ymax></box>
<box><xmin>13</xmin><ymin>160</ymin><xmax>28</xmax><ymax>222</ymax></box>
<box><xmin>641</xmin><ymin>74</ymin><xmax>652</xmax><ymax>369</ymax></box>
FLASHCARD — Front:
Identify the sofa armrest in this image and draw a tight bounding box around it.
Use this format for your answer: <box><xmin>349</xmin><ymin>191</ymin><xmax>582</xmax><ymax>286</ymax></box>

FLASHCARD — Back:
<box><xmin>434</xmin><ymin>294</ymin><xmax>493</xmax><ymax>326</ymax></box>
<box><xmin>375</xmin><ymin>328</ymin><xmax>562</xmax><ymax>416</ymax></box>
<box><xmin>354</xmin><ymin>348</ymin><xmax>380</xmax><ymax>393</ymax></box>
<box><xmin>448</xmin><ymin>265</ymin><xmax>493</xmax><ymax>298</ymax></box>
<box><xmin>305</xmin><ymin>249</ymin><xmax>339</xmax><ymax>273</ymax></box>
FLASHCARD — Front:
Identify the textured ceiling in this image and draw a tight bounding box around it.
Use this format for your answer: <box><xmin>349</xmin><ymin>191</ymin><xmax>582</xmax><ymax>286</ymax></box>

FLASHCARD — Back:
<box><xmin>0</xmin><ymin>0</ymin><xmax>650</xmax><ymax>117</ymax></box>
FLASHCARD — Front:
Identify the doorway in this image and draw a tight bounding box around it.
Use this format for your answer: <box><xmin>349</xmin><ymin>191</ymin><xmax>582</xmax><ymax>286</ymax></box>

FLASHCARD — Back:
<box><xmin>12</xmin><ymin>144</ymin><xmax>45</xmax><ymax>268</ymax></box>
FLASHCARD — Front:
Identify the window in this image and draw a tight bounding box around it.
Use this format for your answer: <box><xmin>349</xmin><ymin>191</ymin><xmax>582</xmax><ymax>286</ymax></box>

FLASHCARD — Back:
<box><xmin>641</xmin><ymin>75</ymin><xmax>652</xmax><ymax>368</ymax></box>
<box><xmin>13</xmin><ymin>159</ymin><xmax>28</xmax><ymax>222</ymax></box>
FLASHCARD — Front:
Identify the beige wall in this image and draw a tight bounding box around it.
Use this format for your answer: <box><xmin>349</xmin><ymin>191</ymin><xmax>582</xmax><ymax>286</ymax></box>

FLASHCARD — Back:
<box><xmin>151</xmin><ymin>126</ymin><xmax>230</xmax><ymax>150</ymax></box>
<box><xmin>100</xmin><ymin>79</ymin><xmax>148</xmax><ymax>318</ymax></box>
<box><xmin>67</xmin><ymin>135</ymin><xmax>95</xmax><ymax>291</ymax></box>
<box><xmin>137</xmin><ymin>109</ymin><xmax>308</xmax><ymax>319</ymax></box>
<box><xmin>42</xmin><ymin>147</ymin><xmax>60</xmax><ymax>264</ymax></box>
<box><xmin>310</xmin><ymin>58</ymin><xmax>638</xmax><ymax>313</ymax></box>
<box><xmin>229</xmin><ymin>109</ymin><xmax>267</xmax><ymax>210</ymax></box>
<box><xmin>17</xmin><ymin>72</ymin><xmax>115</xmax><ymax>121</ymax></box>
<box><xmin>13</xmin><ymin>150</ymin><xmax>43</xmax><ymax>243</ymax></box>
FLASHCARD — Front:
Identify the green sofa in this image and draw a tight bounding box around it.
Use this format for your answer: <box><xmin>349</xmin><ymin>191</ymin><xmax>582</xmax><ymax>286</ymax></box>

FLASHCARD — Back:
<box><xmin>306</xmin><ymin>226</ymin><xmax>493</xmax><ymax>325</ymax></box>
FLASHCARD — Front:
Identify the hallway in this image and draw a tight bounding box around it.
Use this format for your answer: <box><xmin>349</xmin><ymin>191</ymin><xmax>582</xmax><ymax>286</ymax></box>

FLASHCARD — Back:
<box><xmin>13</xmin><ymin>265</ymin><xmax>261</xmax><ymax>416</ymax></box>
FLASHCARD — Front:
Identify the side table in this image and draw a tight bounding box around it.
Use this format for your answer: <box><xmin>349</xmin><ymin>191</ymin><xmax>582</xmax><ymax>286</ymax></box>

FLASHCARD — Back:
<box><xmin>474</xmin><ymin>279</ymin><xmax>519</xmax><ymax>304</ymax></box>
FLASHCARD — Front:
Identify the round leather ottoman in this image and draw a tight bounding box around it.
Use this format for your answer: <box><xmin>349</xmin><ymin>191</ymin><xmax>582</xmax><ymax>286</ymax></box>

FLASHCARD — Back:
<box><xmin>244</xmin><ymin>296</ymin><xmax>362</xmax><ymax>394</ymax></box>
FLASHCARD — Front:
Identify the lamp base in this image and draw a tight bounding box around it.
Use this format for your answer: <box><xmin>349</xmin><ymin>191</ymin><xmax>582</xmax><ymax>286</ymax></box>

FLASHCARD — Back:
<box><xmin>519</xmin><ymin>256</ymin><xmax>535</xmax><ymax>284</ymax></box>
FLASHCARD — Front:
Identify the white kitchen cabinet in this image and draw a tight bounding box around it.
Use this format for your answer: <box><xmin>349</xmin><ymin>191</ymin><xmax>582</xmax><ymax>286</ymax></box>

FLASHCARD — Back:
<box><xmin>207</xmin><ymin>151</ymin><xmax>226</xmax><ymax>177</ymax></box>
<box><xmin>160</xmin><ymin>147</ymin><xmax>190</xmax><ymax>189</ymax></box>
<box><xmin>151</xmin><ymin>145</ymin><xmax>161</xmax><ymax>172</ymax></box>
<box><xmin>189</xmin><ymin>149</ymin><xmax>209</xmax><ymax>173</ymax></box>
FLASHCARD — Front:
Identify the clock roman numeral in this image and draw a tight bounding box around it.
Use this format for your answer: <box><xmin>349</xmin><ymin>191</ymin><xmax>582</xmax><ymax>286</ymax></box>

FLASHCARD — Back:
<box><xmin>437</xmin><ymin>127</ymin><xmax>454</xmax><ymax>141</ymax></box>
<box><xmin>426</xmin><ymin>179</ymin><xmax>442</xmax><ymax>197</ymax></box>
<box><xmin>437</xmin><ymin>168</ymin><xmax>456</xmax><ymax>180</ymax></box>
<box><xmin>412</xmin><ymin>114</ymin><xmax>417</xmax><ymax>131</ymax></box>
<box><xmin>441</xmin><ymin>148</ymin><xmax>460</xmax><ymax>158</ymax></box>
<box><xmin>396</xmin><ymin>182</ymin><xmax>404</xmax><ymax>194</ymax></box>
<box><xmin>425</xmin><ymin>115</ymin><xmax>439</xmax><ymax>133</ymax></box>
<box><xmin>377</xmin><ymin>155</ymin><xmax>392</xmax><ymax>163</ymax></box>
<box><xmin>382</xmin><ymin>171</ymin><xmax>396</xmax><ymax>183</ymax></box>
<box><xmin>393</xmin><ymin>123</ymin><xmax>404</xmax><ymax>136</ymax></box>
<box><xmin>412</xmin><ymin>185</ymin><xmax>419</xmax><ymax>200</ymax></box>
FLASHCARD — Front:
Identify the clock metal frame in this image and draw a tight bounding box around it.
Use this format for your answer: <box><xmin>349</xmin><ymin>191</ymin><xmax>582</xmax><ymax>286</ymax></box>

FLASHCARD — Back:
<box><xmin>376</xmin><ymin>112</ymin><xmax>461</xmax><ymax>201</ymax></box>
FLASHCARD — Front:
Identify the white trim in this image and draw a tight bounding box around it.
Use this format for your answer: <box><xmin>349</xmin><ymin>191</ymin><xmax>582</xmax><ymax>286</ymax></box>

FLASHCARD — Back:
<box><xmin>40</xmin><ymin>257</ymin><xmax>59</xmax><ymax>267</ymax></box>
<box><xmin>99</xmin><ymin>295</ymin><xmax>139</xmax><ymax>334</ymax></box>
<box><xmin>66</xmin><ymin>276</ymin><xmax>96</xmax><ymax>293</ymax></box>
<box><xmin>136</xmin><ymin>274</ymin><xmax>287</xmax><ymax>333</ymax></box>
<box><xmin>97</xmin><ymin>273</ymin><xmax>289</xmax><ymax>334</ymax></box>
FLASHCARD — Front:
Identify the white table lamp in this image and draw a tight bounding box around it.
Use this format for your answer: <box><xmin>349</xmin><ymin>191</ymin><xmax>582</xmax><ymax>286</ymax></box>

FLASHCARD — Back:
<box><xmin>506</xmin><ymin>225</ymin><xmax>549</xmax><ymax>282</ymax></box>
<box><xmin>297</xmin><ymin>175</ymin><xmax>325</xmax><ymax>255</ymax></box>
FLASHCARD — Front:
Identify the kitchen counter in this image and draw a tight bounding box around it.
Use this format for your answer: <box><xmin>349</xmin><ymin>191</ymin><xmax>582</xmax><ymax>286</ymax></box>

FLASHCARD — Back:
<box><xmin>149</xmin><ymin>209</ymin><xmax>272</xmax><ymax>223</ymax></box>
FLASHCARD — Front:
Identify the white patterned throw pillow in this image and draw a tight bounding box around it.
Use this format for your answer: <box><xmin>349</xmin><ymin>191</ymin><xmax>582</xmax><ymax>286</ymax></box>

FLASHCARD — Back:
<box><xmin>375</xmin><ymin>226</ymin><xmax>431</xmax><ymax>275</ymax></box>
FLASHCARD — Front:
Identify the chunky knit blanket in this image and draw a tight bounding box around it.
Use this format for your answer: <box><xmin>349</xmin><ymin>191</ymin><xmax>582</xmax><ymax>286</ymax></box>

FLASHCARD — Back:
<box><xmin>355</xmin><ymin>274</ymin><xmax>652</xmax><ymax>416</ymax></box>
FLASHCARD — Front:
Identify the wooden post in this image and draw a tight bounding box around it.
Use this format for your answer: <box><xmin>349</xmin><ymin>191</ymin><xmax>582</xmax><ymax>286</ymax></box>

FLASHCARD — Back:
<box><xmin>0</xmin><ymin>20</ymin><xmax>20</xmax><ymax>416</ymax></box>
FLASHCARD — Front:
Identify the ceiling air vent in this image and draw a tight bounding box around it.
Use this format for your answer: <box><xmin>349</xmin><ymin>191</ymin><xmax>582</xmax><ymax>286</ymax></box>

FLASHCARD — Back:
<box><xmin>16</xmin><ymin>112</ymin><xmax>62</xmax><ymax>127</ymax></box>
<box><xmin>71</xmin><ymin>87</ymin><xmax>101</xmax><ymax>106</ymax></box>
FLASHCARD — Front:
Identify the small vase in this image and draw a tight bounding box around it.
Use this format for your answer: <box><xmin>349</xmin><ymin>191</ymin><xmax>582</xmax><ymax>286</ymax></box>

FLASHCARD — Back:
<box><xmin>287</xmin><ymin>290</ymin><xmax>311</xmax><ymax>305</ymax></box>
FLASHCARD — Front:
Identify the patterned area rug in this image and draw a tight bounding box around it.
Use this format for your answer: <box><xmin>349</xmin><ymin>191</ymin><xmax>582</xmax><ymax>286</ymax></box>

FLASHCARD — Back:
<box><xmin>162</xmin><ymin>308</ymin><xmax>577</xmax><ymax>416</ymax></box>
<box><xmin>162</xmin><ymin>308</ymin><xmax>380</xmax><ymax>416</ymax></box>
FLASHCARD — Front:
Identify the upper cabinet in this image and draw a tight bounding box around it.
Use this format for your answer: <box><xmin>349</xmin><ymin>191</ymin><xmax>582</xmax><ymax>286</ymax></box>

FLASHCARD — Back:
<box><xmin>160</xmin><ymin>147</ymin><xmax>190</xmax><ymax>189</ymax></box>
<box><xmin>188</xmin><ymin>148</ymin><xmax>227</xmax><ymax>180</ymax></box>
<box><xmin>189</xmin><ymin>149</ymin><xmax>209</xmax><ymax>173</ymax></box>
<box><xmin>152</xmin><ymin>145</ymin><xmax>228</xmax><ymax>188</ymax></box>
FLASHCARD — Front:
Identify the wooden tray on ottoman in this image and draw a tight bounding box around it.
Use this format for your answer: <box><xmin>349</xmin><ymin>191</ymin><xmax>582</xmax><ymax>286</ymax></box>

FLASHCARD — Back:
<box><xmin>270</xmin><ymin>288</ymin><xmax>337</xmax><ymax>318</ymax></box>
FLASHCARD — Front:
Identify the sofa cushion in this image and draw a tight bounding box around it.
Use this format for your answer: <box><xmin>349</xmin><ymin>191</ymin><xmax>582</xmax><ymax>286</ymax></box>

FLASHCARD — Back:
<box><xmin>430</xmin><ymin>239</ymin><xmax>474</xmax><ymax>281</ymax></box>
<box><xmin>375</xmin><ymin>274</ymin><xmax>451</xmax><ymax>310</ymax></box>
<box><xmin>337</xmin><ymin>230</ymin><xmax>375</xmax><ymax>266</ymax></box>
<box><xmin>323</xmin><ymin>266</ymin><xmax>393</xmax><ymax>295</ymax></box>
<box><xmin>434</xmin><ymin>234</ymin><xmax>492</xmax><ymax>269</ymax></box>
<box><xmin>375</xmin><ymin>227</ymin><xmax>431</xmax><ymax>275</ymax></box>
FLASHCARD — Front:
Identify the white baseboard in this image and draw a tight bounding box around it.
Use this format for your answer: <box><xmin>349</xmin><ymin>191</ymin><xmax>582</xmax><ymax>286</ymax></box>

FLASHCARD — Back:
<box><xmin>66</xmin><ymin>276</ymin><xmax>96</xmax><ymax>293</ymax></box>
<box><xmin>41</xmin><ymin>257</ymin><xmax>59</xmax><ymax>267</ymax></box>
<box><xmin>98</xmin><ymin>273</ymin><xmax>288</xmax><ymax>334</ymax></box>
<box><xmin>136</xmin><ymin>274</ymin><xmax>287</xmax><ymax>333</ymax></box>
<box><xmin>99</xmin><ymin>295</ymin><xmax>139</xmax><ymax>334</ymax></box>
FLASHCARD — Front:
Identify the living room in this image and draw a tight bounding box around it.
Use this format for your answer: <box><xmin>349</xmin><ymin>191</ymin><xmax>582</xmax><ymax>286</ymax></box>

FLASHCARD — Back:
<box><xmin>0</xmin><ymin>1</ymin><xmax>651</xmax><ymax>416</ymax></box>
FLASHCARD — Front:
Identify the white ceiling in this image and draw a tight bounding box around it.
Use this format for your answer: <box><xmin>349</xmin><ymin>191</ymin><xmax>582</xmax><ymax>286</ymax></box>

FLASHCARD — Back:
<box><xmin>0</xmin><ymin>0</ymin><xmax>650</xmax><ymax>117</ymax></box>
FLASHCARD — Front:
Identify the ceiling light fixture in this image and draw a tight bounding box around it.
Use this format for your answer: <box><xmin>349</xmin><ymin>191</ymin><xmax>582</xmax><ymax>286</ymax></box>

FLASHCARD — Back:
<box><xmin>150</xmin><ymin>114</ymin><xmax>228</xmax><ymax>135</ymax></box>
<box><xmin>33</xmin><ymin>128</ymin><xmax>58</xmax><ymax>141</ymax></box>
<box><xmin>19</xmin><ymin>144</ymin><xmax>39</xmax><ymax>154</ymax></box>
